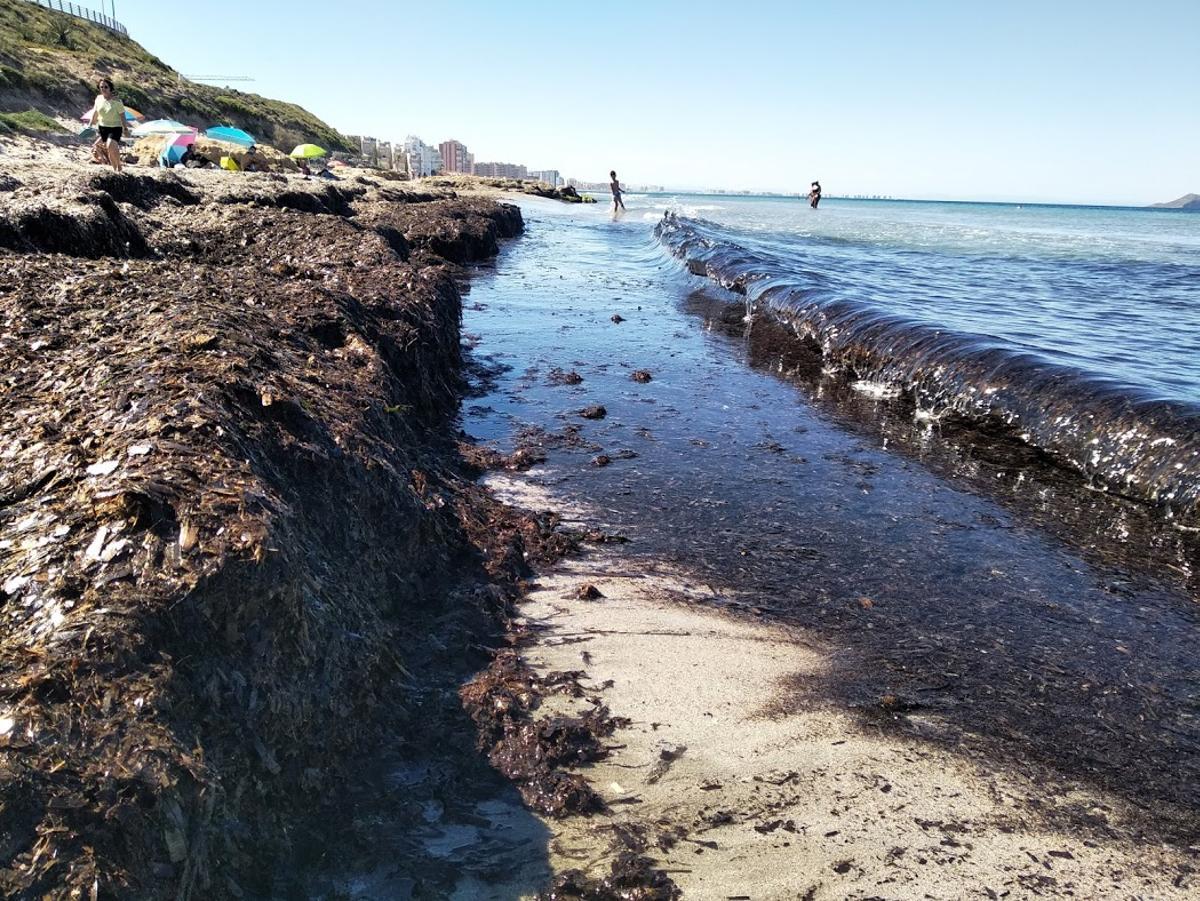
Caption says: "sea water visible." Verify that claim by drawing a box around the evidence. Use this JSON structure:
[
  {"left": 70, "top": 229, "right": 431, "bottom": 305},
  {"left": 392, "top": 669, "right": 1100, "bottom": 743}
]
[
  {"left": 641, "top": 195, "right": 1200, "bottom": 400},
  {"left": 647, "top": 195, "right": 1200, "bottom": 517}
]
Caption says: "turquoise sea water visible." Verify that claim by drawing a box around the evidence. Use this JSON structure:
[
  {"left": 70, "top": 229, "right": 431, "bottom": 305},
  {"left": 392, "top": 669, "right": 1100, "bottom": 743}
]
[{"left": 632, "top": 194, "right": 1200, "bottom": 403}]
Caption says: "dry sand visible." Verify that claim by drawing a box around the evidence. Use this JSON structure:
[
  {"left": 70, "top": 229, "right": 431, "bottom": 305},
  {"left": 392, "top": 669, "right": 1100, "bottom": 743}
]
[{"left": 486, "top": 473, "right": 1197, "bottom": 900}]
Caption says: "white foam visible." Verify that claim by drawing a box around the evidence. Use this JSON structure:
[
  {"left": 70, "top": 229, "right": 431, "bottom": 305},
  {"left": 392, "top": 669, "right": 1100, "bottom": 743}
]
[{"left": 851, "top": 380, "right": 902, "bottom": 399}]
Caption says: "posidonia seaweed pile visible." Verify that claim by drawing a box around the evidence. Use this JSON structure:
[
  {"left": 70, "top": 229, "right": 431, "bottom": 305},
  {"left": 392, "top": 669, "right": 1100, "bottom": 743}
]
[{"left": 0, "top": 162, "right": 522, "bottom": 898}]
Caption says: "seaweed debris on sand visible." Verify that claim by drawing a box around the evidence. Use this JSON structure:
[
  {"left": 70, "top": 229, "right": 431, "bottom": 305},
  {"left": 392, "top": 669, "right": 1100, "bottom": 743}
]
[{"left": 0, "top": 156, "right": 526, "bottom": 898}]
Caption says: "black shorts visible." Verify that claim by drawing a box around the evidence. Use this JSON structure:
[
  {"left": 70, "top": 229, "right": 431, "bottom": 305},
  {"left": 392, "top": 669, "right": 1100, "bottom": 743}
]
[{"left": 98, "top": 125, "right": 123, "bottom": 143}]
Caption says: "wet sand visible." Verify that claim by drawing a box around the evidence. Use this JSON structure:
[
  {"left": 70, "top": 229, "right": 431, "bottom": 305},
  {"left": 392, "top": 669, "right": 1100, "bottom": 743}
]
[
  {"left": 460, "top": 196, "right": 1200, "bottom": 896},
  {"left": 490, "top": 475, "right": 1194, "bottom": 899}
]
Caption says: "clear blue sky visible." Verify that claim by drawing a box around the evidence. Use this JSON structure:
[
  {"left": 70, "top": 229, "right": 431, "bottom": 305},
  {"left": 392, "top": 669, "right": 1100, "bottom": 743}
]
[{"left": 109, "top": 0, "right": 1197, "bottom": 204}]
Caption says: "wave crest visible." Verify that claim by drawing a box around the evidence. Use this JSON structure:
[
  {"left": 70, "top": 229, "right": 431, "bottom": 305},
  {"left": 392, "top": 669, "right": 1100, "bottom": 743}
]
[{"left": 656, "top": 213, "right": 1200, "bottom": 521}]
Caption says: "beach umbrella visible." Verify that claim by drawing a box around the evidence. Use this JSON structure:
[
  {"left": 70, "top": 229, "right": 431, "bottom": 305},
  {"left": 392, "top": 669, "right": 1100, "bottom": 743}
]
[
  {"left": 289, "top": 143, "right": 327, "bottom": 159},
  {"left": 131, "top": 119, "right": 195, "bottom": 137},
  {"left": 159, "top": 132, "right": 197, "bottom": 166},
  {"left": 205, "top": 126, "right": 256, "bottom": 147}
]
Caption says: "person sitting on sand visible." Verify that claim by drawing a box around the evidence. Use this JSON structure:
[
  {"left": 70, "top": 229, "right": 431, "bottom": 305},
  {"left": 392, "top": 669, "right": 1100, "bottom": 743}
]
[
  {"left": 610, "top": 170, "right": 626, "bottom": 213},
  {"left": 87, "top": 78, "right": 127, "bottom": 173},
  {"left": 243, "top": 145, "right": 262, "bottom": 173},
  {"left": 809, "top": 180, "right": 822, "bottom": 209}
]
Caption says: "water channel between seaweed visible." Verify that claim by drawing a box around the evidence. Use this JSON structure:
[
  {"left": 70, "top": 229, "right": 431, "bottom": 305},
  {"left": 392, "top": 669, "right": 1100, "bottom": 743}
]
[{"left": 449, "top": 196, "right": 1200, "bottom": 896}]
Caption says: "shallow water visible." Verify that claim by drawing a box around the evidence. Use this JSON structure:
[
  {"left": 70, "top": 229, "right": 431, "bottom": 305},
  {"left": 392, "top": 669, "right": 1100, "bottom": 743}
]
[
  {"left": 653, "top": 202, "right": 1200, "bottom": 521},
  {"left": 461, "top": 197, "right": 1200, "bottom": 842}
]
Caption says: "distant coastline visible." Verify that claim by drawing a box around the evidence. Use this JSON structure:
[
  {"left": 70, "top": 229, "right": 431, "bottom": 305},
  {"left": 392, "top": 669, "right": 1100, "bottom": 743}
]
[
  {"left": 625, "top": 191, "right": 1187, "bottom": 212},
  {"left": 1150, "top": 192, "right": 1200, "bottom": 211}
]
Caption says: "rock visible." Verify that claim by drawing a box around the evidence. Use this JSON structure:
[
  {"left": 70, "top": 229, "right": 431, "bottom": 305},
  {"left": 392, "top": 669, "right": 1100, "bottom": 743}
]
[
  {"left": 631, "top": 370, "right": 652, "bottom": 383},
  {"left": 548, "top": 368, "right": 583, "bottom": 385},
  {"left": 611, "top": 314, "right": 625, "bottom": 323},
  {"left": 580, "top": 405, "right": 607, "bottom": 420}
]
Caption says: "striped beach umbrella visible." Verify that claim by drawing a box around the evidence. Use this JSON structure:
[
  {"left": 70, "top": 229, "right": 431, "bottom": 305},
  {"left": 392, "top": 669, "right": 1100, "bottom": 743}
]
[{"left": 131, "top": 119, "right": 196, "bottom": 137}]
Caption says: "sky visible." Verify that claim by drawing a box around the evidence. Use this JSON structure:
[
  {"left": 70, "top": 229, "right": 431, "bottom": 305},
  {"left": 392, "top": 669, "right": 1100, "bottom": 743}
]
[{"left": 106, "top": 0, "right": 1198, "bottom": 205}]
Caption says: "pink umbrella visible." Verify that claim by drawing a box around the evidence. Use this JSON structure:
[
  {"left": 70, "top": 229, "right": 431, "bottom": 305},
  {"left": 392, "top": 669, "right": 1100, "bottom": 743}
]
[{"left": 161, "top": 132, "right": 198, "bottom": 165}]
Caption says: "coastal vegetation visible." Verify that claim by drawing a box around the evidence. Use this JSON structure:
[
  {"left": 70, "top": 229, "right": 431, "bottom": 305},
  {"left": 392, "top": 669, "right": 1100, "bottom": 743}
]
[
  {"left": 0, "top": 0, "right": 350, "bottom": 151},
  {"left": 0, "top": 106, "right": 61, "bottom": 133}
]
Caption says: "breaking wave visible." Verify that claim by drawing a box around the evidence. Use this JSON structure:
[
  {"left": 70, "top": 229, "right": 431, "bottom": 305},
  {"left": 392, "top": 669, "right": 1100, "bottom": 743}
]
[{"left": 656, "top": 212, "right": 1200, "bottom": 522}]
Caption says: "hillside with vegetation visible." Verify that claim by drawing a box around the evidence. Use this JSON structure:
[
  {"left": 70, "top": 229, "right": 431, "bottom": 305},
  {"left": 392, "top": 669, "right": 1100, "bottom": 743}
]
[{"left": 0, "top": 0, "right": 351, "bottom": 151}]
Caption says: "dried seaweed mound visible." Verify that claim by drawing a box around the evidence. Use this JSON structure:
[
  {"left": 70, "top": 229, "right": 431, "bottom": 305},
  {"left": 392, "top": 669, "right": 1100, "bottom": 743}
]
[
  {"left": 540, "top": 852, "right": 682, "bottom": 900},
  {"left": 0, "top": 168, "right": 522, "bottom": 898},
  {"left": 460, "top": 650, "right": 619, "bottom": 818},
  {"left": 0, "top": 190, "right": 149, "bottom": 258},
  {"left": 83, "top": 171, "right": 201, "bottom": 210},
  {"left": 362, "top": 198, "right": 525, "bottom": 264}
]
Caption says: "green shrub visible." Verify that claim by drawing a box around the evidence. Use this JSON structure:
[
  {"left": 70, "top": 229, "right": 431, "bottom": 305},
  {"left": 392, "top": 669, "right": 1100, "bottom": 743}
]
[
  {"left": 0, "top": 63, "right": 24, "bottom": 87},
  {"left": 0, "top": 108, "right": 64, "bottom": 133}
]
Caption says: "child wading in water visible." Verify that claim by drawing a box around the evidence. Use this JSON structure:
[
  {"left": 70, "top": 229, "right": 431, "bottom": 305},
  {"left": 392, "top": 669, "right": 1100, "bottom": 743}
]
[
  {"left": 88, "top": 78, "right": 127, "bottom": 172},
  {"left": 610, "top": 170, "right": 626, "bottom": 215}
]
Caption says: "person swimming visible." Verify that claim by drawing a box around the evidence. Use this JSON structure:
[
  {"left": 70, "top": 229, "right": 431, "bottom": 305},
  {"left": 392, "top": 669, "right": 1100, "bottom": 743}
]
[{"left": 610, "top": 170, "right": 626, "bottom": 213}]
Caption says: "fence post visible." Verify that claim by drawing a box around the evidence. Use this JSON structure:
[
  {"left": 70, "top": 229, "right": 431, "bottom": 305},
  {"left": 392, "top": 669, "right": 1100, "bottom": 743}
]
[{"left": 25, "top": 0, "right": 127, "bottom": 36}]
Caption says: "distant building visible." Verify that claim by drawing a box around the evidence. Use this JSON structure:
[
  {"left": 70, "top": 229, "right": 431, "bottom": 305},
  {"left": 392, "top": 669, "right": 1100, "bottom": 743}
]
[
  {"left": 439, "top": 139, "right": 472, "bottom": 174},
  {"left": 475, "top": 161, "right": 528, "bottom": 179},
  {"left": 404, "top": 136, "right": 441, "bottom": 177},
  {"left": 364, "top": 137, "right": 378, "bottom": 165},
  {"left": 533, "top": 169, "right": 560, "bottom": 187},
  {"left": 566, "top": 177, "right": 662, "bottom": 193}
]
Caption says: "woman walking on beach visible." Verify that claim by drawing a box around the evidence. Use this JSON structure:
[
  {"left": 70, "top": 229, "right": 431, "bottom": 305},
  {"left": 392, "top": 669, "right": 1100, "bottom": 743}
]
[
  {"left": 88, "top": 78, "right": 127, "bottom": 173},
  {"left": 610, "top": 170, "right": 626, "bottom": 216}
]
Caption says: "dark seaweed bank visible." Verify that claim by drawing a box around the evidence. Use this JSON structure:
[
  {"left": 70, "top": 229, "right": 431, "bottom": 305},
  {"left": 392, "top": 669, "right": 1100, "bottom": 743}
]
[
  {"left": 656, "top": 213, "right": 1200, "bottom": 526},
  {"left": 0, "top": 164, "right": 527, "bottom": 898}
]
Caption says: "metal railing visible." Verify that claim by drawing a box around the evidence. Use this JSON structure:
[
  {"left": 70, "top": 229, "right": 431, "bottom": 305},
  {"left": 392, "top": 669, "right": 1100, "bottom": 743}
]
[{"left": 23, "top": 0, "right": 129, "bottom": 37}]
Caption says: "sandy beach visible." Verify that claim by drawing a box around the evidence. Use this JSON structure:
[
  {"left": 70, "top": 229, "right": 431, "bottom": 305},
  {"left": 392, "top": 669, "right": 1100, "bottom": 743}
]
[{"left": 485, "top": 474, "right": 1196, "bottom": 899}]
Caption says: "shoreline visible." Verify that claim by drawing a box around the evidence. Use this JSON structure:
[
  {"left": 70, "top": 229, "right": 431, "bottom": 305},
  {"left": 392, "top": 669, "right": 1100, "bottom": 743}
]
[
  {"left": 483, "top": 475, "right": 1196, "bottom": 899},
  {"left": 656, "top": 213, "right": 1200, "bottom": 530}
]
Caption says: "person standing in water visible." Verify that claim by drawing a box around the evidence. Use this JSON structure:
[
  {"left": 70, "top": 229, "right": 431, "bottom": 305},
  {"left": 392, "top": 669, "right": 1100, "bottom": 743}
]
[
  {"left": 809, "top": 180, "right": 822, "bottom": 209},
  {"left": 610, "top": 170, "right": 626, "bottom": 214},
  {"left": 88, "top": 77, "right": 127, "bottom": 173}
]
